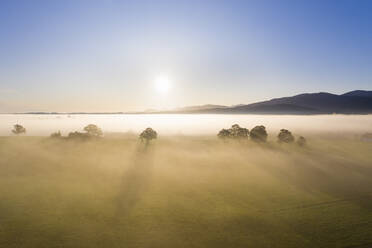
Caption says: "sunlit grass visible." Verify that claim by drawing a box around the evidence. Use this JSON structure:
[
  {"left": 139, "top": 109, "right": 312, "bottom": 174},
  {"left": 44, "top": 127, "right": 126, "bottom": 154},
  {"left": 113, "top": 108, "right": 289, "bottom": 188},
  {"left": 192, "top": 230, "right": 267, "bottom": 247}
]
[{"left": 0, "top": 135, "right": 371, "bottom": 248}]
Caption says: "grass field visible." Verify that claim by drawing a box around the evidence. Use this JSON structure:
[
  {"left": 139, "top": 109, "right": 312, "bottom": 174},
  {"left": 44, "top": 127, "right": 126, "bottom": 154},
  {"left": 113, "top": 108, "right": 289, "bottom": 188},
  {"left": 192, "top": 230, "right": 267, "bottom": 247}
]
[{"left": 1, "top": 134, "right": 372, "bottom": 248}]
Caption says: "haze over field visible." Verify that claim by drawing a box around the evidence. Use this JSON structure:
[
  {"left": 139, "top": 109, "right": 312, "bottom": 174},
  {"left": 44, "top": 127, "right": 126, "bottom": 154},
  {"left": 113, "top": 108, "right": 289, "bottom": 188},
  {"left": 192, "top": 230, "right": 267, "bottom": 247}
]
[
  {"left": 1, "top": 114, "right": 372, "bottom": 136},
  {"left": 1, "top": 0, "right": 372, "bottom": 247},
  {"left": 1, "top": 132, "right": 372, "bottom": 248}
]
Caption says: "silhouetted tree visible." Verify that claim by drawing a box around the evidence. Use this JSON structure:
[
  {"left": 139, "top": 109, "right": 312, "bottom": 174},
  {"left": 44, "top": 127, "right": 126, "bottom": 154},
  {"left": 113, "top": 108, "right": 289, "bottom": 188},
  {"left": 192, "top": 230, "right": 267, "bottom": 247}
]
[
  {"left": 278, "top": 129, "right": 295, "bottom": 143},
  {"left": 217, "top": 128, "right": 231, "bottom": 139},
  {"left": 83, "top": 124, "right": 103, "bottom": 137},
  {"left": 139, "top": 128, "right": 157, "bottom": 144},
  {"left": 229, "top": 124, "right": 249, "bottom": 139},
  {"left": 218, "top": 124, "right": 249, "bottom": 140},
  {"left": 12, "top": 124, "right": 26, "bottom": 135},
  {"left": 250, "top": 125, "right": 268, "bottom": 142},
  {"left": 296, "top": 136, "right": 307, "bottom": 146},
  {"left": 50, "top": 131, "right": 62, "bottom": 138}
]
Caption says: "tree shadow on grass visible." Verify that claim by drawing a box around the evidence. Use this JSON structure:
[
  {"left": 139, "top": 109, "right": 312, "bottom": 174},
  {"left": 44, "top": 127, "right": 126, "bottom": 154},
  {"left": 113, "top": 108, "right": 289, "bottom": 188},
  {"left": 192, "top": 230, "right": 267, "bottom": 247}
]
[
  {"left": 257, "top": 148, "right": 372, "bottom": 212},
  {"left": 115, "top": 143, "right": 155, "bottom": 218}
]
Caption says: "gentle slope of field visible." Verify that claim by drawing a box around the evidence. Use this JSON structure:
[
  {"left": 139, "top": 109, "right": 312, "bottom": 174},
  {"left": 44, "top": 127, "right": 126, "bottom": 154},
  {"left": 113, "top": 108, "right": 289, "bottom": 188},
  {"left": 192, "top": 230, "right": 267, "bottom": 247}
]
[{"left": 1, "top": 135, "right": 372, "bottom": 248}]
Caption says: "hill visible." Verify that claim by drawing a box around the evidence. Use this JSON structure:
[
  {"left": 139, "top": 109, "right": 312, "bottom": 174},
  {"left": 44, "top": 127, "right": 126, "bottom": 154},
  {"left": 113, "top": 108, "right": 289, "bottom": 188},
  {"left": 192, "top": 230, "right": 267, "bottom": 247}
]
[
  {"left": 13, "top": 90, "right": 372, "bottom": 115},
  {"left": 167, "top": 90, "right": 372, "bottom": 114}
]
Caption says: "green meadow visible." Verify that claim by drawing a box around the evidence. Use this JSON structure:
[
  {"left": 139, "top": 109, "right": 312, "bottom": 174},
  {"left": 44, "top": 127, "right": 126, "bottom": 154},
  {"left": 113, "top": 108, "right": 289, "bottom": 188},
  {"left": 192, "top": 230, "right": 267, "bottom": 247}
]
[{"left": 1, "top": 135, "right": 372, "bottom": 248}]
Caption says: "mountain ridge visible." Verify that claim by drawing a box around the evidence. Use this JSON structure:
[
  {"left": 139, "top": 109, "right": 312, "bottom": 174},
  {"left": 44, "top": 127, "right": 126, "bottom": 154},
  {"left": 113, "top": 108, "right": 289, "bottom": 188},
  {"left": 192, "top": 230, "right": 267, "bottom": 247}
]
[
  {"left": 8, "top": 90, "right": 372, "bottom": 115},
  {"left": 159, "top": 90, "right": 372, "bottom": 115}
]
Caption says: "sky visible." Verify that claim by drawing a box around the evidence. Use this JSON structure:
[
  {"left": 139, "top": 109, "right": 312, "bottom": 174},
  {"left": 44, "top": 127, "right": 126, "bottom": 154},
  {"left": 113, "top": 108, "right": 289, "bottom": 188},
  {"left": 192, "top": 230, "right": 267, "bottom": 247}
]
[{"left": 0, "top": 0, "right": 371, "bottom": 112}]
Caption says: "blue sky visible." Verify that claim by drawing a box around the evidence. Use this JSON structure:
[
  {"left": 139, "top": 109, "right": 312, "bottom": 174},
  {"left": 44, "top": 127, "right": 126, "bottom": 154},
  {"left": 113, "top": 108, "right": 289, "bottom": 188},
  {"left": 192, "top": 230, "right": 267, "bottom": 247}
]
[{"left": 0, "top": 0, "right": 371, "bottom": 112}]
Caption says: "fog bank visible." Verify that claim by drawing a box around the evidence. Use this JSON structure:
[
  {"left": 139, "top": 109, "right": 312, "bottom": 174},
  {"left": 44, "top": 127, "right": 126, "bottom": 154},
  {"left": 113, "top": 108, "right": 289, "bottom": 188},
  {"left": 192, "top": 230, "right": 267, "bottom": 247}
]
[{"left": 0, "top": 114, "right": 371, "bottom": 136}]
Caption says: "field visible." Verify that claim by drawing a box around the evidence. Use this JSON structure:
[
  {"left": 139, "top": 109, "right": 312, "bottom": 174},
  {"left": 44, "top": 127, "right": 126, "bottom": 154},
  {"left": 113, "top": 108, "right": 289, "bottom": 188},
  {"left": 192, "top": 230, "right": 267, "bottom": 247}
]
[{"left": 1, "top": 134, "right": 372, "bottom": 248}]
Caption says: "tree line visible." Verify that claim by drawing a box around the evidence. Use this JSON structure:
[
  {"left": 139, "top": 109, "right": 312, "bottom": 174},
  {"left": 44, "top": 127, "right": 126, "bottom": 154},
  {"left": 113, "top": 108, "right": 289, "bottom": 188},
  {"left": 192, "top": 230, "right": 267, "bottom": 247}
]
[
  {"left": 218, "top": 124, "right": 306, "bottom": 146},
  {"left": 10, "top": 124, "right": 158, "bottom": 144},
  {"left": 10, "top": 123, "right": 306, "bottom": 146}
]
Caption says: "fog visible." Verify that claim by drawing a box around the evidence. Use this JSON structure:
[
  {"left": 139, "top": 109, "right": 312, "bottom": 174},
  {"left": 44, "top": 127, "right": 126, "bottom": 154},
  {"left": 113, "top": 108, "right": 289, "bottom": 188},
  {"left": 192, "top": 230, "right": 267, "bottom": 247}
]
[
  {"left": 1, "top": 132, "right": 372, "bottom": 247},
  {"left": 1, "top": 112, "right": 372, "bottom": 247},
  {"left": 1, "top": 114, "right": 372, "bottom": 136},
  {"left": 1, "top": 113, "right": 372, "bottom": 247}
]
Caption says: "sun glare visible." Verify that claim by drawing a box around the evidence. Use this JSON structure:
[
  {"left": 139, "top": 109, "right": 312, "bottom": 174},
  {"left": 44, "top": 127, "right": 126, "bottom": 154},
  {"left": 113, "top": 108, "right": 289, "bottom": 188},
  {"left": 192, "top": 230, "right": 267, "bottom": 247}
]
[{"left": 155, "top": 76, "right": 171, "bottom": 94}]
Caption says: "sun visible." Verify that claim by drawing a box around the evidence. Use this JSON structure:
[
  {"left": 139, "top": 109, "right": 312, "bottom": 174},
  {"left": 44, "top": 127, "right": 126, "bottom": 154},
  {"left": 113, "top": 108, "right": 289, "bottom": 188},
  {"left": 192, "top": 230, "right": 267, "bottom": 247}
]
[{"left": 154, "top": 76, "right": 171, "bottom": 94}]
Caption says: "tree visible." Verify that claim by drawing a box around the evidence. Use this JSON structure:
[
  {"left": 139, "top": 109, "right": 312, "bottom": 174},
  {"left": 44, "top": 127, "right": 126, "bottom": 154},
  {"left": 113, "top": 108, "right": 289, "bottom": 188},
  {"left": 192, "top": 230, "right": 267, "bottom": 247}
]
[
  {"left": 278, "top": 129, "right": 295, "bottom": 143},
  {"left": 250, "top": 125, "right": 268, "bottom": 142},
  {"left": 217, "top": 128, "right": 231, "bottom": 139},
  {"left": 139, "top": 128, "right": 157, "bottom": 144},
  {"left": 229, "top": 124, "right": 249, "bottom": 139},
  {"left": 297, "top": 136, "right": 307, "bottom": 146},
  {"left": 12, "top": 124, "right": 26, "bottom": 135},
  {"left": 83, "top": 124, "right": 103, "bottom": 137},
  {"left": 50, "top": 131, "right": 62, "bottom": 138},
  {"left": 218, "top": 124, "right": 249, "bottom": 140}
]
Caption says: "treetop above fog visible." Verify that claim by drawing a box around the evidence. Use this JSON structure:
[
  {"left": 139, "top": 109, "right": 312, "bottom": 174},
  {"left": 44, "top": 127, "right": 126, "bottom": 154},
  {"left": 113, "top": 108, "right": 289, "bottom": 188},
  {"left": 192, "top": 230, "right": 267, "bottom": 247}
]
[
  {"left": 277, "top": 129, "right": 295, "bottom": 143},
  {"left": 218, "top": 124, "right": 249, "bottom": 139},
  {"left": 84, "top": 124, "right": 103, "bottom": 137},
  {"left": 250, "top": 125, "right": 268, "bottom": 142},
  {"left": 139, "top": 127, "right": 158, "bottom": 143},
  {"left": 12, "top": 124, "right": 26, "bottom": 135}
]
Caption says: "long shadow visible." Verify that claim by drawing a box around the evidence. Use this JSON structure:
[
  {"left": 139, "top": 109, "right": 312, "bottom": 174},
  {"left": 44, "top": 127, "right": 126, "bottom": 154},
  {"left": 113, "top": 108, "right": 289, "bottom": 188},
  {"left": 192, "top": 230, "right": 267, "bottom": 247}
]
[
  {"left": 258, "top": 147, "right": 372, "bottom": 211},
  {"left": 115, "top": 143, "right": 155, "bottom": 218}
]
